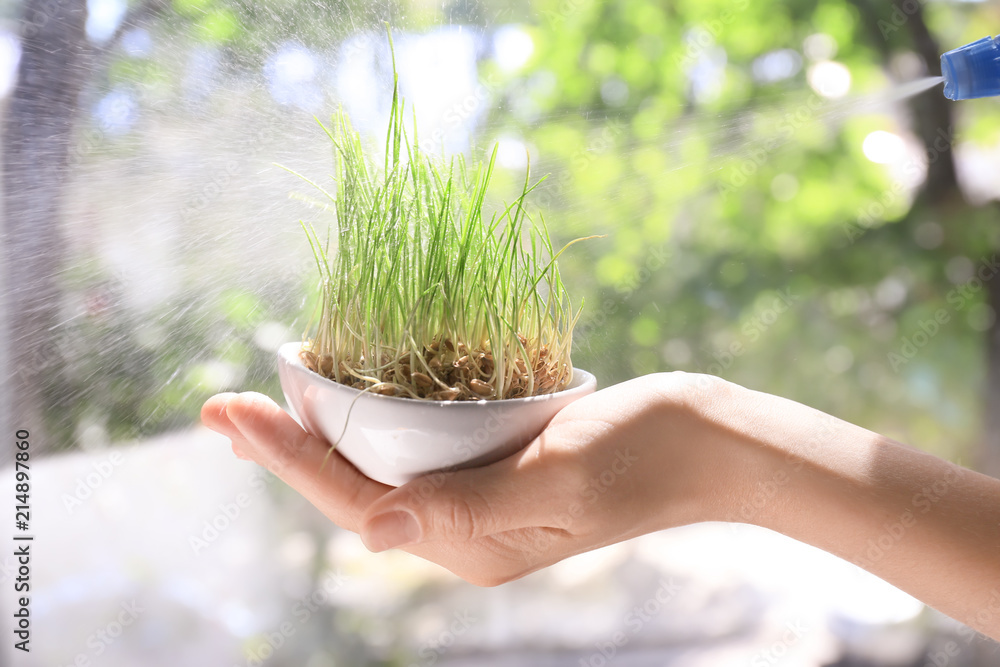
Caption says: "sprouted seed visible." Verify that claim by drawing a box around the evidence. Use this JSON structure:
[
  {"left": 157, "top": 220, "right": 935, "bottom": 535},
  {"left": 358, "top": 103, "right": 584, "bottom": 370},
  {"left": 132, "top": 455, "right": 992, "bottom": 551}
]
[{"left": 290, "top": 30, "right": 594, "bottom": 401}]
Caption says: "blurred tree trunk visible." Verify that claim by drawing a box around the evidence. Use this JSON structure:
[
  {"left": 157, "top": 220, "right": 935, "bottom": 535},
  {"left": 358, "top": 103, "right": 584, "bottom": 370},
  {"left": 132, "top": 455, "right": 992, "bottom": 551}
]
[
  {"left": 854, "top": 1, "right": 1000, "bottom": 659},
  {"left": 904, "top": 44, "right": 1000, "bottom": 658},
  {"left": 2, "top": 0, "right": 89, "bottom": 456},
  {"left": 985, "top": 268, "right": 1000, "bottom": 478},
  {"left": 895, "top": 1, "right": 1000, "bottom": 484},
  {"left": 894, "top": 3, "right": 1000, "bottom": 484},
  {"left": 852, "top": 0, "right": 1000, "bottom": 484}
]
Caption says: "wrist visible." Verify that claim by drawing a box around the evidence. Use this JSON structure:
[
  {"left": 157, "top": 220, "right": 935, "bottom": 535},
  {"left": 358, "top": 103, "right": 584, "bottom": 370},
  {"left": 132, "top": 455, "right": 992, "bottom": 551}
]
[
  {"left": 647, "top": 373, "right": 856, "bottom": 532},
  {"left": 691, "top": 380, "right": 884, "bottom": 550},
  {"left": 639, "top": 373, "right": 779, "bottom": 530},
  {"left": 647, "top": 374, "right": 1000, "bottom": 637}
]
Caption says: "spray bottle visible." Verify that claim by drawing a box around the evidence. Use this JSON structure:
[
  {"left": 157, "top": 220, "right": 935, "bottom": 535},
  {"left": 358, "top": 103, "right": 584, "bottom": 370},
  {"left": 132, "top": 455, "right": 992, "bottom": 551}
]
[{"left": 940, "top": 35, "right": 1000, "bottom": 100}]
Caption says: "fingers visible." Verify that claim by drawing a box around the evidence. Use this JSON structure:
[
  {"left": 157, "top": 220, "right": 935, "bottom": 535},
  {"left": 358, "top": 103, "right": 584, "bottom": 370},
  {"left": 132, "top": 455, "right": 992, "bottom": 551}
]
[
  {"left": 206, "top": 392, "right": 393, "bottom": 533},
  {"left": 201, "top": 392, "right": 250, "bottom": 458},
  {"left": 201, "top": 393, "right": 240, "bottom": 435},
  {"left": 359, "top": 440, "right": 576, "bottom": 552},
  {"left": 397, "top": 529, "right": 573, "bottom": 587}
]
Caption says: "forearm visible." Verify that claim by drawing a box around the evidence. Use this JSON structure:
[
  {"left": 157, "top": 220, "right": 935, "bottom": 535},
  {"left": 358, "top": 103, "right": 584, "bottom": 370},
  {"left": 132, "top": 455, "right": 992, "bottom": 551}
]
[{"left": 696, "top": 379, "right": 1000, "bottom": 638}]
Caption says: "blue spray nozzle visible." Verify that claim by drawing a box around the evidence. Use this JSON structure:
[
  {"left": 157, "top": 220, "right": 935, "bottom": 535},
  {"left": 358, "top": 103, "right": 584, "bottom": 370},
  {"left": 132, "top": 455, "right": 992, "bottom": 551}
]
[{"left": 941, "top": 35, "right": 1000, "bottom": 100}]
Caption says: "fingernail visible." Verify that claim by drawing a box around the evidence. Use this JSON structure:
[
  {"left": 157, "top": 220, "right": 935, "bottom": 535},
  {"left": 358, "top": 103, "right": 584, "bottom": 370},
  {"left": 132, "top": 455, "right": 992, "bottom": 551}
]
[
  {"left": 365, "top": 510, "right": 421, "bottom": 552},
  {"left": 212, "top": 392, "right": 238, "bottom": 414}
]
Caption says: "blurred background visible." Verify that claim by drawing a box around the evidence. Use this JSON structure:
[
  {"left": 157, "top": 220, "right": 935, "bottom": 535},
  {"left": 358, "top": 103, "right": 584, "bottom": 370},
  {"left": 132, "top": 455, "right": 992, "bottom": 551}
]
[{"left": 1, "top": 0, "right": 1000, "bottom": 663}]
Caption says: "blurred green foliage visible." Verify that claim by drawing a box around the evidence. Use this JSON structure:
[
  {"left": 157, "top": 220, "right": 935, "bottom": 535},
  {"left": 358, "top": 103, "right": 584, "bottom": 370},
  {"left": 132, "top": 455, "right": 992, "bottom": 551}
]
[
  {"left": 51, "top": 0, "right": 1000, "bottom": 468},
  {"left": 480, "top": 0, "right": 1000, "bottom": 463}
]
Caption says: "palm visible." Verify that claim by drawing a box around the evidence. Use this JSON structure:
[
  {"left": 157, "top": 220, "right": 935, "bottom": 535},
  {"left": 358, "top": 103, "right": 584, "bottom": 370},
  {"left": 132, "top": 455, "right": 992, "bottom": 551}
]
[{"left": 201, "top": 374, "right": 703, "bottom": 586}]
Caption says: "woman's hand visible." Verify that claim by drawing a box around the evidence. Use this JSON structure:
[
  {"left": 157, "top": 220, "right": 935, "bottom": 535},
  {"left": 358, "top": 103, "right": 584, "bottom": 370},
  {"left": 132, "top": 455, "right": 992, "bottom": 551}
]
[
  {"left": 202, "top": 372, "right": 1000, "bottom": 639},
  {"left": 200, "top": 373, "right": 748, "bottom": 586}
]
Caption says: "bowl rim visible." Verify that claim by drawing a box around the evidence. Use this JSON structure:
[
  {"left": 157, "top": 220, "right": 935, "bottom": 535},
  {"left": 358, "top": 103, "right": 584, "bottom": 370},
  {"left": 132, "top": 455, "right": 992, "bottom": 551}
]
[{"left": 278, "top": 341, "right": 596, "bottom": 408}]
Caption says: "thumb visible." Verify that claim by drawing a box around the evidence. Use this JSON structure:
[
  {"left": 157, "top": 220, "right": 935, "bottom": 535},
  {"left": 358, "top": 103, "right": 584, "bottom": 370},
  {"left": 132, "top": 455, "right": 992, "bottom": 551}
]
[{"left": 359, "top": 454, "right": 566, "bottom": 552}]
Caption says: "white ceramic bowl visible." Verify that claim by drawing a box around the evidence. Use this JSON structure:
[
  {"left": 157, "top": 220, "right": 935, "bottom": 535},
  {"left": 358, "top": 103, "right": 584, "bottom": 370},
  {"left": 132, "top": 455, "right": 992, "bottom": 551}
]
[{"left": 276, "top": 342, "right": 596, "bottom": 486}]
